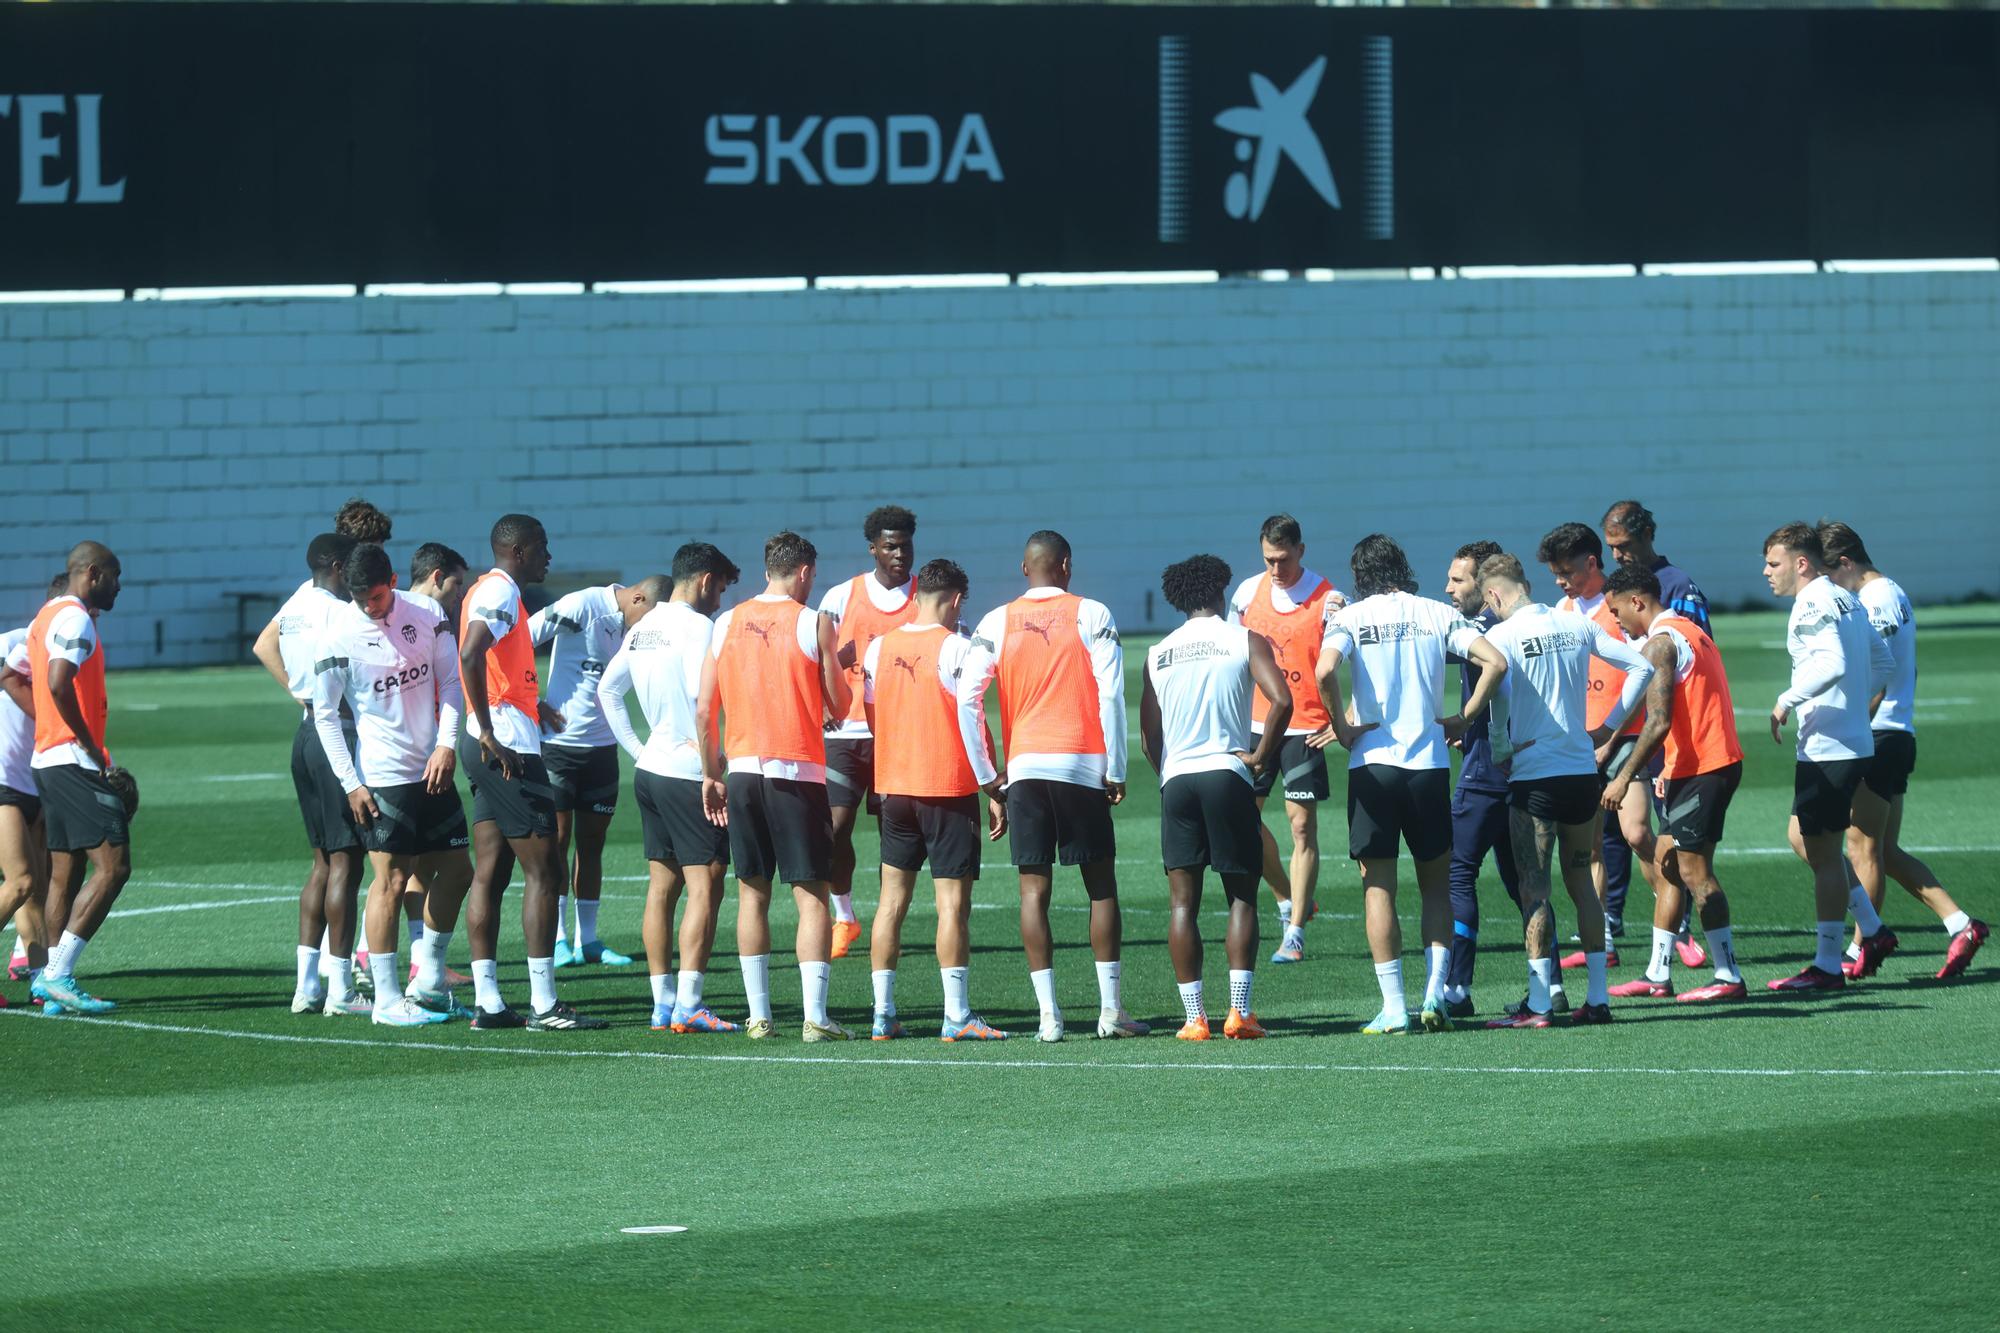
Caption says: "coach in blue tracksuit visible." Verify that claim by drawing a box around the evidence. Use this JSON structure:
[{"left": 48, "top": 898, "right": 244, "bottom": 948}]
[{"left": 1440, "top": 542, "right": 1531, "bottom": 1016}]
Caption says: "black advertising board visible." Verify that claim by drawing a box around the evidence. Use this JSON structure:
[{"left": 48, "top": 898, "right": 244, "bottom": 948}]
[{"left": 0, "top": 4, "right": 1994, "bottom": 289}]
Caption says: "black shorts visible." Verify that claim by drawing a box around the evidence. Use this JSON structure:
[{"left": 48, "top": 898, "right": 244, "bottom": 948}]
[
  {"left": 544, "top": 742, "right": 620, "bottom": 816},
  {"left": 880, "top": 793, "right": 981, "bottom": 881},
  {"left": 1509, "top": 773, "right": 1604, "bottom": 827},
  {"left": 1346, "top": 764, "right": 1450, "bottom": 862},
  {"left": 634, "top": 770, "right": 729, "bottom": 868},
  {"left": 824, "top": 736, "right": 881, "bottom": 815},
  {"left": 1660, "top": 762, "right": 1742, "bottom": 854},
  {"left": 1006, "top": 778, "right": 1117, "bottom": 868},
  {"left": 1251, "top": 734, "right": 1330, "bottom": 803},
  {"left": 1864, "top": 731, "right": 1916, "bottom": 800},
  {"left": 457, "top": 732, "right": 559, "bottom": 840},
  {"left": 291, "top": 716, "right": 361, "bottom": 853},
  {"left": 38, "top": 763, "right": 129, "bottom": 853},
  {"left": 1600, "top": 735, "right": 1667, "bottom": 818},
  {"left": 727, "top": 772, "right": 833, "bottom": 885},
  {"left": 1794, "top": 759, "right": 1864, "bottom": 837},
  {"left": 0, "top": 783, "right": 40, "bottom": 824},
  {"left": 1161, "top": 769, "right": 1261, "bottom": 875},
  {"left": 364, "top": 781, "right": 470, "bottom": 856}
]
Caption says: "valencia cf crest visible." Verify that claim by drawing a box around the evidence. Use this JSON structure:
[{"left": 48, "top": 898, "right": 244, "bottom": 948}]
[{"left": 401, "top": 624, "right": 418, "bottom": 644}]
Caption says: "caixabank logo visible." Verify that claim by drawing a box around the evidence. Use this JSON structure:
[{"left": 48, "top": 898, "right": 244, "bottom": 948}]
[{"left": 1156, "top": 36, "right": 1393, "bottom": 246}]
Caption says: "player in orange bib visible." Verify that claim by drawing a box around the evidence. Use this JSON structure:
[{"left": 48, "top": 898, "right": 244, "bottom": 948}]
[
  {"left": 1600, "top": 565, "right": 1750, "bottom": 1002},
  {"left": 960, "top": 531, "right": 1145, "bottom": 1042},
  {"left": 817, "top": 505, "right": 918, "bottom": 958},
  {"left": 27, "top": 542, "right": 132, "bottom": 1015},
  {"left": 457, "top": 514, "right": 604, "bottom": 1031},
  {"left": 697, "top": 531, "right": 855, "bottom": 1041},
  {"left": 861, "top": 558, "right": 1009, "bottom": 1041},
  {"left": 1228, "top": 514, "right": 1347, "bottom": 965}
]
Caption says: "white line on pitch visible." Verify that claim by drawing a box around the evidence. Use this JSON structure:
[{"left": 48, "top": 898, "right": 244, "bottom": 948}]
[
  {"left": 108, "top": 896, "right": 297, "bottom": 920},
  {"left": 6, "top": 1011, "right": 1998, "bottom": 1080}
]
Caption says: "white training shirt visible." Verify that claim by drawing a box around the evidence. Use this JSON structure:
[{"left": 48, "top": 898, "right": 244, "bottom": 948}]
[
  {"left": 1146, "top": 616, "right": 1255, "bottom": 786},
  {"left": 402, "top": 589, "right": 446, "bottom": 620},
  {"left": 961, "top": 584, "right": 1128, "bottom": 787},
  {"left": 862, "top": 623, "right": 999, "bottom": 788},
  {"left": 31, "top": 598, "right": 105, "bottom": 773},
  {"left": 310, "top": 597, "right": 464, "bottom": 792},
  {"left": 819, "top": 573, "right": 917, "bottom": 739},
  {"left": 273, "top": 582, "right": 349, "bottom": 704},
  {"left": 1859, "top": 575, "right": 1917, "bottom": 736},
  {"left": 598, "top": 601, "right": 713, "bottom": 782},
  {"left": 1483, "top": 604, "right": 1654, "bottom": 782},
  {"left": 530, "top": 583, "right": 626, "bottom": 750},
  {"left": 459, "top": 567, "right": 542, "bottom": 756},
  {"left": 711, "top": 593, "right": 826, "bottom": 783},
  {"left": 1319, "top": 591, "right": 1484, "bottom": 772},
  {"left": 0, "top": 627, "right": 35, "bottom": 794},
  {"left": 1778, "top": 576, "right": 1894, "bottom": 763}
]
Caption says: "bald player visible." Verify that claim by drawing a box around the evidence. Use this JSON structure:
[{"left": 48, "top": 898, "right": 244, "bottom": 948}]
[
  {"left": 699, "top": 530, "right": 853, "bottom": 1041},
  {"left": 961, "top": 531, "right": 1146, "bottom": 1042},
  {"left": 819, "top": 505, "right": 919, "bottom": 957},
  {"left": 28, "top": 542, "right": 131, "bottom": 1016},
  {"left": 458, "top": 514, "right": 604, "bottom": 1030}
]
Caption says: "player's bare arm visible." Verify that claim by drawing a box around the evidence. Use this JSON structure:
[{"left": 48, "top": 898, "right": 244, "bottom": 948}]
[
  {"left": 1604, "top": 636, "right": 1677, "bottom": 811},
  {"left": 1243, "top": 631, "right": 1292, "bottom": 775}
]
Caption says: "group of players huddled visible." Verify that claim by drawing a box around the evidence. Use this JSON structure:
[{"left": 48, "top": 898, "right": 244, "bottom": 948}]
[{"left": 0, "top": 497, "right": 1984, "bottom": 1041}]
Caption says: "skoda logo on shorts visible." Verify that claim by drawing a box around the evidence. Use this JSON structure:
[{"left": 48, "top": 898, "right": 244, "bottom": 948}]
[{"left": 401, "top": 624, "right": 418, "bottom": 644}]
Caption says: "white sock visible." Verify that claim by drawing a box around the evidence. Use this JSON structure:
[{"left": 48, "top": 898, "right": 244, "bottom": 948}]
[
  {"left": 1423, "top": 944, "right": 1449, "bottom": 1006},
  {"left": 1707, "top": 926, "right": 1741, "bottom": 983},
  {"left": 1177, "top": 980, "right": 1205, "bottom": 1023},
  {"left": 649, "top": 972, "right": 673, "bottom": 1006},
  {"left": 741, "top": 954, "right": 772, "bottom": 1022},
  {"left": 1282, "top": 924, "right": 1305, "bottom": 952},
  {"left": 1373, "top": 959, "right": 1405, "bottom": 1016},
  {"left": 1943, "top": 910, "right": 1972, "bottom": 936},
  {"left": 677, "top": 970, "right": 704, "bottom": 1012},
  {"left": 407, "top": 917, "right": 424, "bottom": 945},
  {"left": 527, "top": 956, "right": 558, "bottom": 1012},
  {"left": 1229, "top": 968, "right": 1253, "bottom": 1014},
  {"left": 554, "top": 895, "right": 569, "bottom": 946},
  {"left": 47, "top": 931, "right": 86, "bottom": 980},
  {"left": 471, "top": 958, "right": 503, "bottom": 1013},
  {"left": 331, "top": 956, "right": 355, "bottom": 997},
  {"left": 1844, "top": 941, "right": 1863, "bottom": 962},
  {"left": 941, "top": 966, "right": 970, "bottom": 1024},
  {"left": 1029, "top": 967, "right": 1058, "bottom": 1014},
  {"left": 414, "top": 930, "right": 451, "bottom": 991},
  {"left": 1848, "top": 884, "right": 1885, "bottom": 935},
  {"left": 1814, "top": 921, "right": 1846, "bottom": 973},
  {"left": 831, "top": 892, "right": 857, "bottom": 924},
  {"left": 317, "top": 927, "right": 333, "bottom": 976},
  {"left": 369, "top": 950, "right": 402, "bottom": 1002},
  {"left": 1275, "top": 898, "right": 1291, "bottom": 930},
  {"left": 1444, "top": 983, "right": 1469, "bottom": 1004},
  {"left": 1095, "top": 959, "right": 1122, "bottom": 1012},
  {"left": 801, "top": 960, "right": 831, "bottom": 1027},
  {"left": 1648, "top": 927, "right": 1676, "bottom": 983},
  {"left": 1585, "top": 951, "right": 1609, "bottom": 1006},
  {"left": 871, "top": 968, "right": 897, "bottom": 1017},
  {"left": 576, "top": 898, "right": 601, "bottom": 948},
  {"left": 1527, "top": 957, "right": 1554, "bottom": 1013},
  {"left": 9, "top": 935, "right": 26, "bottom": 965},
  {"left": 296, "top": 945, "right": 321, "bottom": 995}
]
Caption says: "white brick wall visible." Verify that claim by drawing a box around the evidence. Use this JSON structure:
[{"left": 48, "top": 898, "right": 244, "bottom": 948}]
[{"left": 3, "top": 272, "right": 1996, "bottom": 666}]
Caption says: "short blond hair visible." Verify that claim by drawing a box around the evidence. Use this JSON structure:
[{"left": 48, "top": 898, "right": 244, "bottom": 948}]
[{"left": 1477, "top": 552, "right": 1530, "bottom": 598}]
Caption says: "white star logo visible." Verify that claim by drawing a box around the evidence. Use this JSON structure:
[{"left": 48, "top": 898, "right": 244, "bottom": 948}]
[{"left": 1213, "top": 56, "right": 1342, "bottom": 221}]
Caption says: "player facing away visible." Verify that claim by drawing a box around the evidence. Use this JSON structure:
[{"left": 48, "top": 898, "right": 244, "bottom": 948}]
[
  {"left": 1476, "top": 554, "right": 1654, "bottom": 1029},
  {"left": 818, "top": 505, "right": 919, "bottom": 958},
  {"left": 28, "top": 543, "right": 132, "bottom": 1016},
  {"left": 698, "top": 531, "right": 853, "bottom": 1041},
  {"left": 1226, "top": 514, "right": 1346, "bottom": 965},
  {"left": 1600, "top": 565, "right": 1750, "bottom": 1003},
  {"left": 1311, "top": 534, "right": 1507, "bottom": 1035},
  {"left": 531, "top": 576, "right": 667, "bottom": 968},
  {"left": 861, "top": 558, "right": 1009, "bottom": 1042},
  {"left": 1437, "top": 540, "right": 1554, "bottom": 1019},
  {"left": 458, "top": 514, "right": 605, "bottom": 1030},
  {"left": 310, "top": 544, "right": 475, "bottom": 1026},
  {"left": 1817, "top": 522, "right": 1986, "bottom": 979},
  {"left": 252, "top": 533, "right": 367, "bottom": 1014},
  {"left": 961, "top": 531, "right": 1145, "bottom": 1042},
  {"left": 598, "top": 543, "right": 743, "bottom": 1034},
  {"left": 1762, "top": 523, "right": 1897, "bottom": 993},
  {"left": 1143, "top": 555, "right": 1293, "bottom": 1041}
]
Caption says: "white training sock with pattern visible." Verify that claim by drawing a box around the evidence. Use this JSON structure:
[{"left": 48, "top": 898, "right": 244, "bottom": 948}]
[
  {"left": 871, "top": 968, "right": 896, "bottom": 1017},
  {"left": 741, "top": 954, "right": 772, "bottom": 1022},
  {"left": 1229, "top": 969, "right": 1253, "bottom": 1014},
  {"left": 1527, "top": 957, "right": 1554, "bottom": 1014},
  {"left": 415, "top": 930, "right": 451, "bottom": 992},
  {"left": 1848, "top": 884, "right": 1884, "bottom": 935},
  {"left": 1648, "top": 927, "right": 1676, "bottom": 983},
  {"left": 941, "top": 966, "right": 970, "bottom": 1024},
  {"left": 1095, "top": 960, "right": 1122, "bottom": 1012},
  {"left": 47, "top": 931, "right": 86, "bottom": 980},
  {"left": 1706, "top": 926, "right": 1741, "bottom": 983},
  {"left": 1814, "top": 922, "right": 1846, "bottom": 973},
  {"left": 801, "top": 960, "right": 831, "bottom": 1027},
  {"left": 1177, "top": 980, "right": 1205, "bottom": 1024},
  {"left": 471, "top": 958, "right": 503, "bottom": 1014},
  {"left": 527, "top": 957, "right": 558, "bottom": 1012}
]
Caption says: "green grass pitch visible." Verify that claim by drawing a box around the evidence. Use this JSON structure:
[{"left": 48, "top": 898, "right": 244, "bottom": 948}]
[{"left": 6, "top": 607, "right": 1996, "bottom": 1329}]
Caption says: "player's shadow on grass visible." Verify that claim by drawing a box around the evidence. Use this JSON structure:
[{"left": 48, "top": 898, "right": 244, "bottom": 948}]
[{"left": 1609, "top": 998, "right": 1925, "bottom": 1023}]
